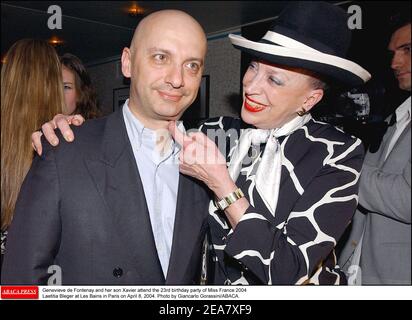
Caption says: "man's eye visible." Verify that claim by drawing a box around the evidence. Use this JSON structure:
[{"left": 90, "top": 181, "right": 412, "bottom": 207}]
[
  {"left": 153, "top": 54, "right": 167, "bottom": 62},
  {"left": 187, "top": 62, "right": 200, "bottom": 72},
  {"left": 403, "top": 45, "right": 411, "bottom": 54}
]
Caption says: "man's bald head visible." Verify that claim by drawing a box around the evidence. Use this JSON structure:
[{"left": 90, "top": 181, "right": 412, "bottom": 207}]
[
  {"left": 120, "top": 9, "right": 207, "bottom": 129},
  {"left": 130, "top": 10, "right": 207, "bottom": 57}
]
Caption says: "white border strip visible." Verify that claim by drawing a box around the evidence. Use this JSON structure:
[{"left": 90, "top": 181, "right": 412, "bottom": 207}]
[{"left": 30, "top": 285, "right": 412, "bottom": 300}]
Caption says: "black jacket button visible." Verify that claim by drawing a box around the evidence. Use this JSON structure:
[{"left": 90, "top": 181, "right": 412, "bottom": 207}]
[{"left": 113, "top": 267, "right": 123, "bottom": 278}]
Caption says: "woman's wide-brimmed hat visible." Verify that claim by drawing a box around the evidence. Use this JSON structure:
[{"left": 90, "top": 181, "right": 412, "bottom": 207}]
[{"left": 229, "top": 1, "right": 371, "bottom": 87}]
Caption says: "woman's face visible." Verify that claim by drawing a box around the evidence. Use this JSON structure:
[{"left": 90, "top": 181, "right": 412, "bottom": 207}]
[
  {"left": 241, "top": 60, "right": 322, "bottom": 129},
  {"left": 62, "top": 66, "right": 77, "bottom": 115}
]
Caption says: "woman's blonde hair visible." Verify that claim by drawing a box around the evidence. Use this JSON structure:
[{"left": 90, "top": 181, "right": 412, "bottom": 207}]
[{"left": 1, "top": 39, "right": 65, "bottom": 230}]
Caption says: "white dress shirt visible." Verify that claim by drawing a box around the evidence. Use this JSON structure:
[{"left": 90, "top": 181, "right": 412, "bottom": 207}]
[{"left": 123, "top": 100, "right": 183, "bottom": 278}]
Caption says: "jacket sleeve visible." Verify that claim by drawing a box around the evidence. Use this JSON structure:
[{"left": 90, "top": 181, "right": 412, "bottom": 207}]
[
  {"left": 1, "top": 141, "right": 61, "bottom": 285},
  {"left": 223, "top": 138, "right": 364, "bottom": 284},
  {"left": 357, "top": 157, "right": 411, "bottom": 223}
]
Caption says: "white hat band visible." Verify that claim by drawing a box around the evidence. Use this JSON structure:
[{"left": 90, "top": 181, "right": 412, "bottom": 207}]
[{"left": 229, "top": 33, "right": 371, "bottom": 83}]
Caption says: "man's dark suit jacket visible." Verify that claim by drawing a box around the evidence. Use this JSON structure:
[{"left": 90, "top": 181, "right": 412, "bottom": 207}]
[{"left": 1, "top": 107, "right": 210, "bottom": 285}]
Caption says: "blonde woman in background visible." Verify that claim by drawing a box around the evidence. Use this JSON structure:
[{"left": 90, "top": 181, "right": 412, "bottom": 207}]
[{"left": 1, "top": 39, "right": 66, "bottom": 265}]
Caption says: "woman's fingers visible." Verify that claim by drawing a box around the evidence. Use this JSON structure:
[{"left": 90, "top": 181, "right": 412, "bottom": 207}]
[
  {"left": 168, "top": 121, "right": 193, "bottom": 148},
  {"left": 41, "top": 121, "right": 60, "bottom": 146},
  {"left": 31, "top": 131, "right": 43, "bottom": 155},
  {"left": 34, "top": 113, "right": 83, "bottom": 153},
  {"left": 54, "top": 114, "right": 74, "bottom": 142},
  {"left": 70, "top": 114, "right": 85, "bottom": 126}
]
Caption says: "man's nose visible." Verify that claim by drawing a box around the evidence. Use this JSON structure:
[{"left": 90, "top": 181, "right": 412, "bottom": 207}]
[
  {"left": 165, "top": 64, "right": 184, "bottom": 88},
  {"left": 391, "top": 51, "right": 404, "bottom": 70}
]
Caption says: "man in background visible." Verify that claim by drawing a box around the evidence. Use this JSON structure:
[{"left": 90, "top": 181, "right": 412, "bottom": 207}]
[{"left": 339, "top": 18, "right": 411, "bottom": 284}]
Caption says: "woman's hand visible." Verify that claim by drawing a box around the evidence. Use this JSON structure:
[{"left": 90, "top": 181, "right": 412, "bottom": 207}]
[
  {"left": 168, "top": 122, "right": 249, "bottom": 227},
  {"left": 31, "top": 114, "right": 85, "bottom": 155},
  {"left": 168, "top": 121, "right": 236, "bottom": 199}
]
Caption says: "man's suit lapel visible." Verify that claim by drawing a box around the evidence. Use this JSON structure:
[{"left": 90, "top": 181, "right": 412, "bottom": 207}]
[
  {"left": 166, "top": 174, "right": 207, "bottom": 284},
  {"left": 377, "top": 120, "right": 399, "bottom": 164},
  {"left": 84, "top": 108, "right": 164, "bottom": 284},
  {"left": 384, "top": 122, "right": 411, "bottom": 163}
]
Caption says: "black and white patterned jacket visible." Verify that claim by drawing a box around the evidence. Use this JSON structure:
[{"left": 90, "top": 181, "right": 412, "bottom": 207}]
[{"left": 200, "top": 117, "right": 364, "bottom": 285}]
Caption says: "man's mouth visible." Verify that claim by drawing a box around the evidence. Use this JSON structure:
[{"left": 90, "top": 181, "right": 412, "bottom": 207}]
[
  {"left": 396, "top": 71, "right": 411, "bottom": 79},
  {"left": 243, "top": 96, "right": 269, "bottom": 113},
  {"left": 158, "top": 90, "right": 183, "bottom": 102}
]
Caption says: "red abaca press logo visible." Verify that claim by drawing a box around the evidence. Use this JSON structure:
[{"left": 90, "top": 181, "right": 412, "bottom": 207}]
[{"left": 1, "top": 286, "right": 39, "bottom": 299}]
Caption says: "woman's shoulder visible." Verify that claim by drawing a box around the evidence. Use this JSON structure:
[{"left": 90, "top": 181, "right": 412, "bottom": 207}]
[
  {"left": 198, "top": 116, "right": 243, "bottom": 133},
  {"left": 288, "top": 118, "right": 365, "bottom": 159},
  {"left": 304, "top": 118, "right": 361, "bottom": 145}
]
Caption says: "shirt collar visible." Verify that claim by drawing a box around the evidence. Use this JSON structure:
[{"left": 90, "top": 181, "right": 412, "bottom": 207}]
[
  {"left": 122, "top": 99, "right": 185, "bottom": 160},
  {"left": 123, "top": 99, "right": 152, "bottom": 149},
  {"left": 395, "top": 96, "right": 411, "bottom": 123}
]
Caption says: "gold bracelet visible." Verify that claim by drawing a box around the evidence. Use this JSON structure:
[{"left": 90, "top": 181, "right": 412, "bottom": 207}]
[{"left": 215, "top": 188, "right": 244, "bottom": 211}]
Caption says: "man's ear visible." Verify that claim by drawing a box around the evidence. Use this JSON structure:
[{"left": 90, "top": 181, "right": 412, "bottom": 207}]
[
  {"left": 121, "top": 47, "right": 132, "bottom": 78},
  {"left": 303, "top": 89, "right": 324, "bottom": 112}
]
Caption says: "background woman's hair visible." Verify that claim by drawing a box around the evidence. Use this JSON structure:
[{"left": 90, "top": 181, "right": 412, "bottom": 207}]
[
  {"left": 60, "top": 53, "right": 101, "bottom": 119},
  {"left": 1, "top": 39, "right": 66, "bottom": 230}
]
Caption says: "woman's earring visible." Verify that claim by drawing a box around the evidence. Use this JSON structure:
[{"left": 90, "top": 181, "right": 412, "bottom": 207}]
[{"left": 296, "top": 108, "right": 307, "bottom": 116}]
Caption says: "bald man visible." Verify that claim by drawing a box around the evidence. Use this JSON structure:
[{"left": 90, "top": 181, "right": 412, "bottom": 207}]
[{"left": 1, "top": 10, "right": 211, "bottom": 285}]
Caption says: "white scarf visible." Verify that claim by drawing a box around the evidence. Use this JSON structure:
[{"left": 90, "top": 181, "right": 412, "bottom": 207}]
[{"left": 228, "top": 114, "right": 312, "bottom": 216}]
